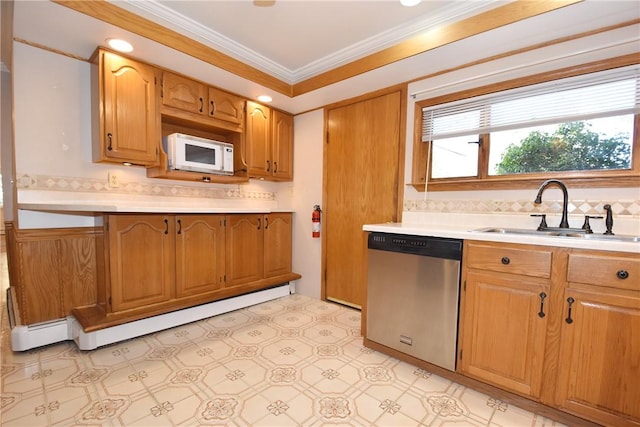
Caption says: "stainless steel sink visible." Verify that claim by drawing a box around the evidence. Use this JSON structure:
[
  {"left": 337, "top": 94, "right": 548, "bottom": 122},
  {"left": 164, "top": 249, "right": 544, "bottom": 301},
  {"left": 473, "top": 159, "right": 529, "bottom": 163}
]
[{"left": 472, "top": 227, "right": 640, "bottom": 243}]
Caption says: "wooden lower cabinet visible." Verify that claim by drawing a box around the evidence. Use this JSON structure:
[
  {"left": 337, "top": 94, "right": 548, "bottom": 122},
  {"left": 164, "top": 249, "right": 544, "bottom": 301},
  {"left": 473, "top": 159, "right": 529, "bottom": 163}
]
[
  {"left": 69, "top": 212, "right": 298, "bottom": 330},
  {"left": 106, "top": 215, "right": 174, "bottom": 312},
  {"left": 175, "top": 215, "right": 226, "bottom": 297},
  {"left": 5, "top": 223, "right": 102, "bottom": 325},
  {"left": 460, "top": 270, "right": 549, "bottom": 398},
  {"left": 225, "top": 213, "right": 293, "bottom": 286},
  {"left": 555, "top": 250, "right": 640, "bottom": 426},
  {"left": 459, "top": 241, "right": 640, "bottom": 427}
]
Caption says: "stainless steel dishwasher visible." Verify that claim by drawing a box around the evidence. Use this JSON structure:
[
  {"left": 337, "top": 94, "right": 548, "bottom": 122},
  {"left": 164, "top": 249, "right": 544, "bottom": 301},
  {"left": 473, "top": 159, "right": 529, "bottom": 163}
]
[{"left": 366, "top": 232, "right": 463, "bottom": 371}]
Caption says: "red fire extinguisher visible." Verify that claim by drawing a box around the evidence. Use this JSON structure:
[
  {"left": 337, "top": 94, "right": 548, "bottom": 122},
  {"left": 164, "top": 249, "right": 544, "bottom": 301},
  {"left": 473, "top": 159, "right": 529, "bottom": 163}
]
[{"left": 312, "top": 205, "right": 322, "bottom": 238}]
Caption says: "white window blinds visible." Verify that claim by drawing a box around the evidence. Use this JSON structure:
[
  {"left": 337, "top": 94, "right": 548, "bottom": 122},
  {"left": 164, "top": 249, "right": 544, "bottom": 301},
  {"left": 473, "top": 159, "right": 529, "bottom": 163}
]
[{"left": 421, "top": 65, "right": 640, "bottom": 142}]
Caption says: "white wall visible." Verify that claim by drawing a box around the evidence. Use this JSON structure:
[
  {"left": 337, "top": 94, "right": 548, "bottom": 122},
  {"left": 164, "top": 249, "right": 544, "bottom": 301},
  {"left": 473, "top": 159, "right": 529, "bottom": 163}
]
[{"left": 290, "top": 110, "right": 324, "bottom": 298}]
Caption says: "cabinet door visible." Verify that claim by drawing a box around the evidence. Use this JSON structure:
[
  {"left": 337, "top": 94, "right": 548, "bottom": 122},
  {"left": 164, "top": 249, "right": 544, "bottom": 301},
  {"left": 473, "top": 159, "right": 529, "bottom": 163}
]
[
  {"left": 245, "top": 101, "right": 271, "bottom": 178},
  {"left": 107, "top": 215, "right": 174, "bottom": 312},
  {"left": 264, "top": 213, "right": 292, "bottom": 277},
  {"left": 271, "top": 110, "right": 294, "bottom": 181},
  {"left": 460, "top": 270, "right": 549, "bottom": 398},
  {"left": 556, "top": 287, "right": 640, "bottom": 425},
  {"left": 175, "top": 215, "right": 226, "bottom": 297},
  {"left": 100, "top": 51, "right": 160, "bottom": 165},
  {"left": 161, "top": 71, "right": 206, "bottom": 115},
  {"left": 208, "top": 87, "right": 245, "bottom": 126},
  {"left": 225, "top": 214, "right": 264, "bottom": 286}
]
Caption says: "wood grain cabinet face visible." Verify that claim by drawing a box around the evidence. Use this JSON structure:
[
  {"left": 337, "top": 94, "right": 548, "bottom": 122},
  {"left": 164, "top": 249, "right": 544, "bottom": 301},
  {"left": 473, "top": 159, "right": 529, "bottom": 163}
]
[
  {"left": 225, "top": 213, "right": 293, "bottom": 286},
  {"left": 175, "top": 215, "right": 226, "bottom": 297},
  {"left": 107, "top": 215, "right": 175, "bottom": 313},
  {"left": 93, "top": 49, "right": 160, "bottom": 166},
  {"left": 7, "top": 227, "right": 101, "bottom": 325},
  {"left": 264, "top": 213, "right": 293, "bottom": 277},
  {"left": 556, "top": 251, "right": 640, "bottom": 426},
  {"left": 161, "top": 71, "right": 245, "bottom": 127},
  {"left": 460, "top": 242, "right": 550, "bottom": 398},
  {"left": 245, "top": 101, "right": 294, "bottom": 181}
]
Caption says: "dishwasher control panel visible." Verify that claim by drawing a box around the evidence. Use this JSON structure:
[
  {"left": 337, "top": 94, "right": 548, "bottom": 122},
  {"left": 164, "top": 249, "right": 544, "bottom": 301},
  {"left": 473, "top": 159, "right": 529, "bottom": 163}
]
[{"left": 368, "top": 232, "right": 462, "bottom": 260}]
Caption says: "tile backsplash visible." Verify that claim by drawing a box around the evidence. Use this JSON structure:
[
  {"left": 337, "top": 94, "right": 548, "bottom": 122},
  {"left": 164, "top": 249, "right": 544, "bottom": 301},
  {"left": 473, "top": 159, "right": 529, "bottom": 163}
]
[
  {"left": 404, "top": 198, "right": 640, "bottom": 217},
  {"left": 16, "top": 174, "right": 276, "bottom": 201}
]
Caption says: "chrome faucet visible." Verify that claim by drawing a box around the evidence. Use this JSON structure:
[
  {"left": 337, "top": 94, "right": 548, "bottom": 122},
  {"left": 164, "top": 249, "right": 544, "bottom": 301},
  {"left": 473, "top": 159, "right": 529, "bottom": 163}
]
[{"left": 534, "top": 179, "right": 570, "bottom": 228}]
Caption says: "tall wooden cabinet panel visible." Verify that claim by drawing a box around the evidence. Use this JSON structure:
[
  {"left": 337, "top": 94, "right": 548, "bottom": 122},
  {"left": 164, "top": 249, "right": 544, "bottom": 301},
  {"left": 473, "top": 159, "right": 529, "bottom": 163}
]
[
  {"left": 107, "top": 215, "right": 175, "bottom": 313},
  {"left": 6, "top": 225, "right": 101, "bottom": 325},
  {"left": 245, "top": 102, "right": 294, "bottom": 181},
  {"left": 175, "top": 215, "right": 226, "bottom": 297},
  {"left": 460, "top": 270, "right": 549, "bottom": 398},
  {"left": 92, "top": 49, "right": 160, "bottom": 166},
  {"left": 555, "top": 250, "right": 640, "bottom": 426},
  {"left": 264, "top": 213, "right": 293, "bottom": 277},
  {"left": 225, "top": 214, "right": 264, "bottom": 286},
  {"left": 245, "top": 101, "right": 272, "bottom": 178},
  {"left": 271, "top": 110, "right": 294, "bottom": 180}
]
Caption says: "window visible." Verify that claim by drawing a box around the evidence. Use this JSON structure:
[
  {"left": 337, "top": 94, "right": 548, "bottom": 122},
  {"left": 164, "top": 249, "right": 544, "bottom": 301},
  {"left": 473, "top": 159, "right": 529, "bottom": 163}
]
[{"left": 412, "top": 56, "right": 640, "bottom": 191}]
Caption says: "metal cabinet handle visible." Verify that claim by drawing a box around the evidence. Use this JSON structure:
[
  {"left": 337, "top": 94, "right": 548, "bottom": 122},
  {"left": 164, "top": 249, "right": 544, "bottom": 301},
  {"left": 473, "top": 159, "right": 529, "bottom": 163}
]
[
  {"left": 257, "top": 217, "right": 261, "bottom": 230},
  {"left": 565, "top": 297, "right": 575, "bottom": 324},
  {"left": 177, "top": 219, "right": 182, "bottom": 234},
  {"left": 501, "top": 257, "right": 510, "bottom": 265},
  {"left": 274, "top": 162, "right": 278, "bottom": 173},
  {"left": 266, "top": 160, "right": 271, "bottom": 172},
  {"left": 199, "top": 97, "right": 204, "bottom": 113},
  {"left": 265, "top": 217, "right": 269, "bottom": 229},
  {"left": 164, "top": 218, "right": 169, "bottom": 235},
  {"left": 210, "top": 100, "right": 215, "bottom": 115},
  {"left": 107, "top": 133, "right": 113, "bottom": 151},
  {"left": 617, "top": 269, "right": 629, "bottom": 280},
  {"left": 538, "top": 292, "right": 547, "bottom": 318}
]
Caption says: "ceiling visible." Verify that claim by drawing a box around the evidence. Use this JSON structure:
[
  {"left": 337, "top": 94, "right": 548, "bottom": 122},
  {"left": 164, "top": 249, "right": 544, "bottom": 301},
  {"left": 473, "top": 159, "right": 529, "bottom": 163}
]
[
  {"left": 10, "top": 0, "right": 640, "bottom": 113},
  {"left": 109, "top": 0, "right": 505, "bottom": 84}
]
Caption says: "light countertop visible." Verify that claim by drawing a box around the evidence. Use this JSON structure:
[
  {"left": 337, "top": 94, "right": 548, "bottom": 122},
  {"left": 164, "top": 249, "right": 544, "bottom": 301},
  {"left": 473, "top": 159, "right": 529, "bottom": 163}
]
[
  {"left": 363, "top": 222, "right": 640, "bottom": 253},
  {"left": 17, "top": 201, "right": 290, "bottom": 214}
]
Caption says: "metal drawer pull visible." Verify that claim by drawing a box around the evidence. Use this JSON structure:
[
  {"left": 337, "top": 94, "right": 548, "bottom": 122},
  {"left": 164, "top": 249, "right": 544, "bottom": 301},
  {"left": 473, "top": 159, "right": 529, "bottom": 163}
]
[
  {"left": 538, "top": 292, "right": 547, "bottom": 318},
  {"left": 565, "top": 297, "right": 575, "bottom": 324},
  {"left": 501, "top": 257, "right": 510, "bottom": 265},
  {"left": 177, "top": 219, "right": 182, "bottom": 234},
  {"left": 107, "top": 133, "right": 113, "bottom": 151},
  {"left": 617, "top": 269, "right": 629, "bottom": 280},
  {"left": 164, "top": 218, "right": 169, "bottom": 235}
]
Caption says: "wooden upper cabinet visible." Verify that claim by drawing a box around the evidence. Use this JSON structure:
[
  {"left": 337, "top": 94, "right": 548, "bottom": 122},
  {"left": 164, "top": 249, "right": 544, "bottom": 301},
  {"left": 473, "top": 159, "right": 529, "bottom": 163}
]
[
  {"left": 208, "top": 86, "right": 244, "bottom": 126},
  {"left": 175, "top": 215, "right": 226, "bottom": 297},
  {"left": 245, "top": 101, "right": 272, "bottom": 178},
  {"left": 161, "top": 71, "right": 206, "bottom": 115},
  {"left": 245, "top": 101, "right": 294, "bottom": 181},
  {"left": 92, "top": 49, "right": 160, "bottom": 166},
  {"left": 161, "top": 71, "right": 245, "bottom": 131},
  {"left": 271, "top": 110, "right": 294, "bottom": 180}
]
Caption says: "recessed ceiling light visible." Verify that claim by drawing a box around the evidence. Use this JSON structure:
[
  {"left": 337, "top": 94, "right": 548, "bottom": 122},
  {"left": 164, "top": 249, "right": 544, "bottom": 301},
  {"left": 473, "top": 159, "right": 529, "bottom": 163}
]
[
  {"left": 257, "top": 95, "right": 273, "bottom": 103},
  {"left": 107, "top": 38, "right": 133, "bottom": 53},
  {"left": 400, "top": 0, "right": 421, "bottom": 6}
]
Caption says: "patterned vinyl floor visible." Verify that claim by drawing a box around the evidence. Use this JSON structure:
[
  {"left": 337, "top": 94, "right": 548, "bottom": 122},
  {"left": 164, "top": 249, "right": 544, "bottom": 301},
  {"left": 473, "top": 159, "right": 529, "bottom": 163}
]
[{"left": 0, "top": 255, "right": 567, "bottom": 426}]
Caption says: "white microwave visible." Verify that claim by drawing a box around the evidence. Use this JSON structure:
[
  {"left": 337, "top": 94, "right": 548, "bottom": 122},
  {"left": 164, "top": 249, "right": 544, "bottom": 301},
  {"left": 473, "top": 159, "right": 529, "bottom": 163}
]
[{"left": 163, "top": 133, "right": 234, "bottom": 175}]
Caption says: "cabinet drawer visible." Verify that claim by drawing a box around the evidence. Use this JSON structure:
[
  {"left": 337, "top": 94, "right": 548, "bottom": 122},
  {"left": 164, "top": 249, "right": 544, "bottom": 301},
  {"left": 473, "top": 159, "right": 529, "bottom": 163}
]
[
  {"left": 568, "top": 253, "right": 640, "bottom": 291},
  {"left": 466, "top": 242, "right": 552, "bottom": 278}
]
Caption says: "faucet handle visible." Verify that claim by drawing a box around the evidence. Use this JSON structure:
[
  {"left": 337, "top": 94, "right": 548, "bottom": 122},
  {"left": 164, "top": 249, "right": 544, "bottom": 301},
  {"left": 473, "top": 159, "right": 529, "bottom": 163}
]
[
  {"left": 603, "top": 204, "right": 614, "bottom": 235},
  {"left": 531, "top": 214, "right": 547, "bottom": 230},
  {"left": 581, "top": 215, "right": 603, "bottom": 234}
]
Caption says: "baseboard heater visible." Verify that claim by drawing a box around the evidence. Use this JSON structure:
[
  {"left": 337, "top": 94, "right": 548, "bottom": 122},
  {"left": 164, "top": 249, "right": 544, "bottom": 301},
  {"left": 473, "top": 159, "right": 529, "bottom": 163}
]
[{"left": 9, "top": 284, "right": 292, "bottom": 351}]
